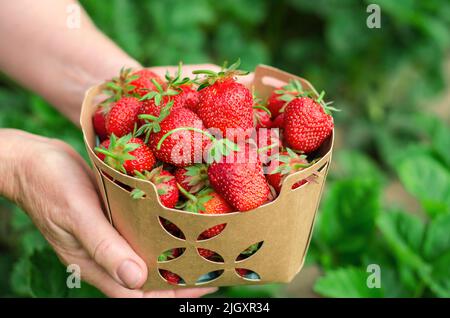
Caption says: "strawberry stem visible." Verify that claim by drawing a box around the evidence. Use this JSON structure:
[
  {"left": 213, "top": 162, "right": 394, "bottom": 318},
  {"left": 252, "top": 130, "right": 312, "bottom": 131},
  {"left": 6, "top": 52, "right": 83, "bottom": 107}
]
[
  {"left": 253, "top": 105, "right": 272, "bottom": 117},
  {"left": 138, "top": 114, "right": 159, "bottom": 121},
  {"left": 177, "top": 183, "right": 197, "bottom": 202},
  {"left": 94, "top": 147, "right": 119, "bottom": 160},
  {"left": 257, "top": 143, "right": 278, "bottom": 154}
]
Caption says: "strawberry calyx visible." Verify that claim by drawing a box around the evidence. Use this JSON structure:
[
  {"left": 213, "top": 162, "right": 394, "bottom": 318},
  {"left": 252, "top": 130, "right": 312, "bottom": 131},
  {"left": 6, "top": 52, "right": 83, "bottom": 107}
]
[
  {"left": 180, "top": 164, "right": 209, "bottom": 193},
  {"left": 156, "top": 127, "right": 240, "bottom": 164},
  {"left": 277, "top": 79, "right": 339, "bottom": 115},
  {"left": 103, "top": 67, "right": 140, "bottom": 102},
  {"left": 178, "top": 185, "right": 214, "bottom": 214},
  {"left": 94, "top": 133, "right": 141, "bottom": 174},
  {"left": 131, "top": 166, "right": 175, "bottom": 199},
  {"left": 193, "top": 58, "right": 249, "bottom": 90},
  {"left": 136, "top": 100, "right": 174, "bottom": 142},
  {"left": 139, "top": 79, "right": 179, "bottom": 106},
  {"left": 164, "top": 62, "right": 194, "bottom": 89},
  {"left": 269, "top": 148, "right": 311, "bottom": 176}
]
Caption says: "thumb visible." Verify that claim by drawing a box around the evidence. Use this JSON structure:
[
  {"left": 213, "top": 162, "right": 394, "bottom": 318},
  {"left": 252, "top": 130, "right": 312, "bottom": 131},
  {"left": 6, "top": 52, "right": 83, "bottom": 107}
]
[{"left": 72, "top": 200, "right": 148, "bottom": 289}]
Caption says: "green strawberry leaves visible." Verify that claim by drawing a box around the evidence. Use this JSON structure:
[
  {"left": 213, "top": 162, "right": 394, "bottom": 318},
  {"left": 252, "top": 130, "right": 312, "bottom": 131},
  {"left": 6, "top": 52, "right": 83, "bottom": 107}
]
[
  {"left": 395, "top": 153, "right": 450, "bottom": 217},
  {"left": 194, "top": 58, "right": 249, "bottom": 90},
  {"left": 137, "top": 100, "right": 174, "bottom": 143},
  {"left": 94, "top": 133, "right": 140, "bottom": 174}
]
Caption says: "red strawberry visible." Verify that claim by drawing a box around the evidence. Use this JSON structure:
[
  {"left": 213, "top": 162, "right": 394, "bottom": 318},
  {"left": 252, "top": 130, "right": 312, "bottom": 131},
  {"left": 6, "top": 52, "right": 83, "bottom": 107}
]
[
  {"left": 198, "top": 248, "right": 215, "bottom": 259},
  {"left": 236, "top": 268, "right": 249, "bottom": 277},
  {"left": 92, "top": 103, "right": 111, "bottom": 141},
  {"left": 130, "top": 69, "right": 163, "bottom": 97},
  {"left": 267, "top": 79, "right": 304, "bottom": 118},
  {"left": 140, "top": 63, "right": 198, "bottom": 119},
  {"left": 133, "top": 166, "right": 179, "bottom": 208},
  {"left": 159, "top": 217, "right": 185, "bottom": 239},
  {"left": 146, "top": 106, "right": 210, "bottom": 167},
  {"left": 178, "top": 84, "right": 200, "bottom": 112},
  {"left": 252, "top": 128, "right": 281, "bottom": 165},
  {"left": 253, "top": 107, "right": 272, "bottom": 129},
  {"left": 179, "top": 187, "right": 232, "bottom": 238},
  {"left": 95, "top": 134, "right": 156, "bottom": 175},
  {"left": 284, "top": 96, "right": 334, "bottom": 153},
  {"left": 207, "top": 145, "right": 269, "bottom": 212},
  {"left": 271, "top": 113, "right": 285, "bottom": 129},
  {"left": 266, "top": 148, "right": 310, "bottom": 193},
  {"left": 105, "top": 68, "right": 163, "bottom": 99},
  {"left": 174, "top": 164, "right": 209, "bottom": 194},
  {"left": 160, "top": 269, "right": 181, "bottom": 285},
  {"left": 194, "top": 60, "right": 253, "bottom": 139},
  {"left": 105, "top": 96, "right": 142, "bottom": 137}
]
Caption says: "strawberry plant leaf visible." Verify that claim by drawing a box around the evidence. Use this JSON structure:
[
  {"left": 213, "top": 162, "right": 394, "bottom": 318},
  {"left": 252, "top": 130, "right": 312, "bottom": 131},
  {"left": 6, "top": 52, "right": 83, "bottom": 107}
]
[
  {"left": 314, "top": 178, "right": 381, "bottom": 257},
  {"left": 396, "top": 154, "right": 450, "bottom": 217},
  {"left": 314, "top": 267, "right": 383, "bottom": 298}
]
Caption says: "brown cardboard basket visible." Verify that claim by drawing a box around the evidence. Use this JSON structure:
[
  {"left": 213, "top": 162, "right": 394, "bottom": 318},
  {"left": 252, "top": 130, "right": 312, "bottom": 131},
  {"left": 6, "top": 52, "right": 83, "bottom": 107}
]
[{"left": 80, "top": 64, "right": 334, "bottom": 290}]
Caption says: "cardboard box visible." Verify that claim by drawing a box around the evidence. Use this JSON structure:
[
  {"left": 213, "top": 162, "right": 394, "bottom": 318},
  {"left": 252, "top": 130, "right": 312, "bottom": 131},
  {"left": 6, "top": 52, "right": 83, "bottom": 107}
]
[{"left": 80, "top": 64, "right": 334, "bottom": 289}]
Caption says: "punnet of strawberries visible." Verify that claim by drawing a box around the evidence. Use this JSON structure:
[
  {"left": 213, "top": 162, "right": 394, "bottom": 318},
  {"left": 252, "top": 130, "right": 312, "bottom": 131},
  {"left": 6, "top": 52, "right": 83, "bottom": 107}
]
[{"left": 92, "top": 60, "right": 335, "bottom": 282}]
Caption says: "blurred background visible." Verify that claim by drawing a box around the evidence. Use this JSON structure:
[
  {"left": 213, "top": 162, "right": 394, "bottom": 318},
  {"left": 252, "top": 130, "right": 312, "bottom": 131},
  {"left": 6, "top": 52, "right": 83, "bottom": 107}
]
[{"left": 0, "top": 0, "right": 449, "bottom": 297}]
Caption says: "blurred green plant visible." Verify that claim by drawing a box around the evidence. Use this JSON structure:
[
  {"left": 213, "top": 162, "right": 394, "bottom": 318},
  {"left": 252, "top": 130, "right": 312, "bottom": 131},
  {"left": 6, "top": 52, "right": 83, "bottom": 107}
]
[{"left": 0, "top": 0, "right": 449, "bottom": 298}]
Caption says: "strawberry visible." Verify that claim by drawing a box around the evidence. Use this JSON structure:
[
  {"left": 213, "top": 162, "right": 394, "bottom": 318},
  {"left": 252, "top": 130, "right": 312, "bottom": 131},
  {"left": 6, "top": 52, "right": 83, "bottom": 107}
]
[
  {"left": 159, "top": 217, "right": 185, "bottom": 239},
  {"left": 160, "top": 269, "right": 182, "bottom": 285},
  {"left": 130, "top": 69, "right": 164, "bottom": 97},
  {"left": 163, "top": 63, "right": 200, "bottom": 112},
  {"left": 267, "top": 79, "right": 304, "bottom": 118},
  {"left": 251, "top": 128, "right": 281, "bottom": 165},
  {"left": 105, "top": 68, "right": 163, "bottom": 99},
  {"left": 194, "top": 60, "right": 253, "bottom": 139},
  {"left": 105, "top": 96, "right": 142, "bottom": 137},
  {"left": 271, "top": 113, "right": 285, "bottom": 129},
  {"left": 132, "top": 166, "right": 179, "bottom": 208},
  {"left": 178, "top": 84, "right": 200, "bottom": 112},
  {"left": 145, "top": 106, "right": 210, "bottom": 167},
  {"left": 179, "top": 186, "right": 232, "bottom": 238},
  {"left": 283, "top": 95, "right": 334, "bottom": 153},
  {"left": 236, "top": 268, "right": 249, "bottom": 277},
  {"left": 174, "top": 164, "right": 209, "bottom": 194},
  {"left": 198, "top": 248, "right": 215, "bottom": 259},
  {"left": 266, "top": 148, "right": 311, "bottom": 193},
  {"left": 92, "top": 103, "right": 111, "bottom": 141},
  {"left": 207, "top": 145, "right": 270, "bottom": 212},
  {"left": 139, "top": 63, "right": 198, "bottom": 120},
  {"left": 253, "top": 106, "right": 272, "bottom": 129},
  {"left": 95, "top": 134, "right": 156, "bottom": 175}
]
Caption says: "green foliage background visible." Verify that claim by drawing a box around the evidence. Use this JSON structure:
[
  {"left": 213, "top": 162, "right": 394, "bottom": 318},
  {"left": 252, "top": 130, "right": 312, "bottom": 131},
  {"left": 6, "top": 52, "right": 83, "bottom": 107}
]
[{"left": 0, "top": 0, "right": 449, "bottom": 297}]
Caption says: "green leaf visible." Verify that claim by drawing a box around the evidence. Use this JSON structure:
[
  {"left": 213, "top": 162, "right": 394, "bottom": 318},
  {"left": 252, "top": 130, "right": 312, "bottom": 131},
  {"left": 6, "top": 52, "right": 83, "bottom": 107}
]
[
  {"left": 423, "top": 213, "right": 450, "bottom": 261},
  {"left": 314, "top": 267, "right": 383, "bottom": 298},
  {"left": 332, "top": 150, "right": 386, "bottom": 185},
  {"left": 10, "top": 258, "right": 32, "bottom": 297},
  {"left": 314, "top": 178, "right": 381, "bottom": 256},
  {"left": 396, "top": 154, "right": 450, "bottom": 217},
  {"left": 376, "top": 211, "right": 430, "bottom": 276},
  {"left": 28, "top": 248, "right": 68, "bottom": 297}
]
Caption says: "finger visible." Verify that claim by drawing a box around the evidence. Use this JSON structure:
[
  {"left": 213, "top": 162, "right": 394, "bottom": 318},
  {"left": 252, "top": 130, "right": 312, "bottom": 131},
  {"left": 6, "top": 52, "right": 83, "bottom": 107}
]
[
  {"left": 70, "top": 196, "right": 148, "bottom": 290},
  {"left": 146, "top": 64, "right": 221, "bottom": 80},
  {"left": 143, "top": 287, "right": 218, "bottom": 298}
]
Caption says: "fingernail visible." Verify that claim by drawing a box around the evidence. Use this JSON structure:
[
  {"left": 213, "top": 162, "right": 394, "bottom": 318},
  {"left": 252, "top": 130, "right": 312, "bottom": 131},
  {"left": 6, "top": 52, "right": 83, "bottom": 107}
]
[{"left": 117, "top": 260, "right": 143, "bottom": 289}]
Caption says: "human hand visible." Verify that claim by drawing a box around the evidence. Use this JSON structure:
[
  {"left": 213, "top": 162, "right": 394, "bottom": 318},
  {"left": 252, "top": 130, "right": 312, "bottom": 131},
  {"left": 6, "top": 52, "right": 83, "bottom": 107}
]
[{"left": 0, "top": 129, "right": 217, "bottom": 298}]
